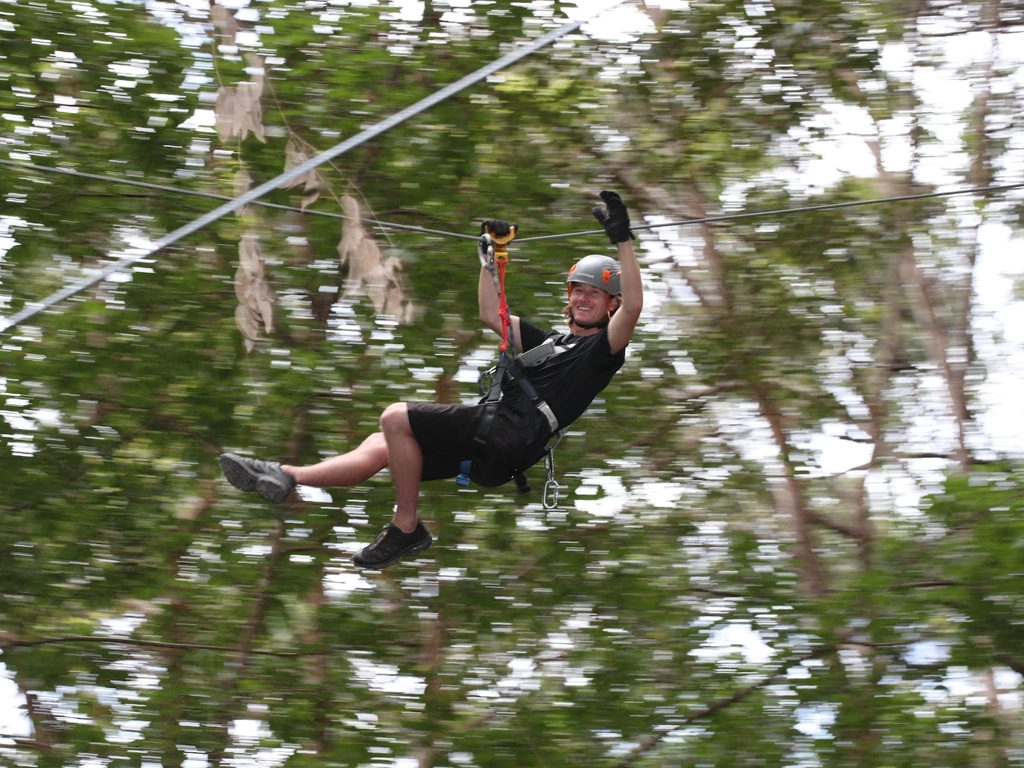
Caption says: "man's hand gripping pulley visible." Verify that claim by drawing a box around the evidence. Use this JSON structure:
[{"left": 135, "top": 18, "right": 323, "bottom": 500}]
[{"left": 478, "top": 219, "right": 517, "bottom": 271}]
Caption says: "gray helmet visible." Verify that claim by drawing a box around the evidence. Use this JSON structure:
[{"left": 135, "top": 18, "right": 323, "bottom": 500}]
[{"left": 566, "top": 254, "right": 621, "bottom": 296}]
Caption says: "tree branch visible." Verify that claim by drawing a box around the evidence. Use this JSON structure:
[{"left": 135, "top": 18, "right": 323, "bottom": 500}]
[
  {"left": 4, "top": 738, "right": 51, "bottom": 752},
  {"left": 994, "top": 653, "right": 1024, "bottom": 678},
  {"left": 808, "top": 510, "right": 864, "bottom": 540},
  {"left": 893, "top": 579, "right": 959, "bottom": 590},
  {"left": 612, "top": 648, "right": 833, "bottom": 767},
  {"left": 755, "top": 384, "right": 827, "bottom": 597},
  {"left": 0, "top": 634, "right": 299, "bottom": 656}
]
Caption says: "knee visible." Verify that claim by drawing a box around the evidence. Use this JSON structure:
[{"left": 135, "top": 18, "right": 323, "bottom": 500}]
[
  {"left": 364, "top": 432, "right": 390, "bottom": 464},
  {"left": 379, "top": 403, "right": 409, "bottom": 435}
]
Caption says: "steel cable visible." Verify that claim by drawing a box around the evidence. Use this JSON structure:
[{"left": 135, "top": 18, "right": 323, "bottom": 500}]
[
  {"left": 515, "top": 181, "right": 1024, "bottom": 242},
  {"left": 6, "top": 157, "right": 1021, "bottom": 247},
  {"left": 0, "top": 2, "right": 624, "bottom": 333},
  {"left": 0, "top": 158, "right": 479, "bottom": 241}
]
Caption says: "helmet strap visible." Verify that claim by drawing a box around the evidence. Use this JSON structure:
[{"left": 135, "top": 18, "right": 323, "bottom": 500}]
[{"left": 569, "top": 311, "right": 610, "bottom": 331}]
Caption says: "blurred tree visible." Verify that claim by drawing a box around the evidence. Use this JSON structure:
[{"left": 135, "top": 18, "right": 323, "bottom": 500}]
[{"left": 1, "top": 0, "right": 1022, "bottom": 767}]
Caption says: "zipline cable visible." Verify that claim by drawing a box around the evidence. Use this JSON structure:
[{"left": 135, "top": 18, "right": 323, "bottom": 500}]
[
  {"left": 0, "top": 158, "right": 479, "bottom": 241},
  {"left": 5, "top": 157, "right": 1022, "bottom": 249},
  {"left": 0, "top": 2, "right": 623, "bottom": 334},
  {"left": 515, "top": 180, "right": 1024, "bottom": 242}
]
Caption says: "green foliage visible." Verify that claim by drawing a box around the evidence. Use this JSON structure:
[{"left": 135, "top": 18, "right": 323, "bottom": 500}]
[{"left": 2, "top": 0, "right": 1022, "bottom": 766}]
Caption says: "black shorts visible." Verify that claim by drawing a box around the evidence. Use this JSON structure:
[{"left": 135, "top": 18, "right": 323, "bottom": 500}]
[{"left": 407, "top": 399, "right": 551, "bottom": 487}]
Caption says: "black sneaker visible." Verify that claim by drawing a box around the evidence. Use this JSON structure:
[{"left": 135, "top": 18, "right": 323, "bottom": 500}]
[
  {"left": 218, "top": 453, "right": 296, "bottom": 504},
  {"left": 352, "top": 521, "right": 432, "bottom": 570}
]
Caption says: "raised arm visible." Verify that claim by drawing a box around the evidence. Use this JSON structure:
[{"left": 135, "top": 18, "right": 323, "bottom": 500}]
[
  {"left": 477, "top": 220, "right": 523, "bottom": 353},
  {"left": 593, "top": 191, "right": 643, "bottom": 354}
]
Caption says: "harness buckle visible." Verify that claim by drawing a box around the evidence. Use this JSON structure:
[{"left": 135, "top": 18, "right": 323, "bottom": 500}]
[
  {"left": 535, "top": 400, "right": 559, "bottom": 434},
  {"left": 478, "top": 364, "right": 498, "bottom": 397}
]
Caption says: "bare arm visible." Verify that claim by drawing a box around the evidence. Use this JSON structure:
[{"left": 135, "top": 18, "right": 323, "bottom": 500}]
[
  {"left": 478, "top": 264, "right": 523, "bottom": 354},
  {"left": 606, "top": 239, "right": 642, "bottom": 354}
]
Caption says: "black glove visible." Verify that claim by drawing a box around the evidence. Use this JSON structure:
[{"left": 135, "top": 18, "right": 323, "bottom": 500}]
[
  {"left": 592, "top": 190, "right": 635, "bottom": 244},
  {"left": 481, "top": 219, "right": 513, "bottom": 238}
]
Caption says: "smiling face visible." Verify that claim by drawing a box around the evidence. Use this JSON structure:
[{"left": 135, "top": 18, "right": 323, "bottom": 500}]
[{"left": 567, "top": 282, "right": 619, "bottom": 333}]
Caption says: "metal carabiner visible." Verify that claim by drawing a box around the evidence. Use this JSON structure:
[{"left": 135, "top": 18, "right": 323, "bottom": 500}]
[
  {"left": 478, "top": 364, "right": 497, "bottom": 396},
  {"left": 478, "top": 233, "right": 496, "bottom": 273},
  {"left": 543, "top": 477, "right": 561, "bottom": 510},
  {"left": 542, "top": 450, "right": 561, "bottom": 510}
]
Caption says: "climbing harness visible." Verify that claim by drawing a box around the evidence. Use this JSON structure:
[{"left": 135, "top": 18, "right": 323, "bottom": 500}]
[{"left": 455, "top": 226, "right": 565, "bottom": 509}]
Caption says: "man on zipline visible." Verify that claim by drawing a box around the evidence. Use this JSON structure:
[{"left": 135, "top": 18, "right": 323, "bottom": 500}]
[{"left": 219, "top": 190, "right": 643, "bottom": 569}]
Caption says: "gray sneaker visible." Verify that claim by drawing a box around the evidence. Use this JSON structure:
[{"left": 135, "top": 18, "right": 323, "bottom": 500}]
[{"left": 219, "top": 453, "right": 296, "bottom": 504}]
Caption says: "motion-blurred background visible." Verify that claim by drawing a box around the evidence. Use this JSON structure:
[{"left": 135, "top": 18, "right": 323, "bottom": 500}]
[{"left": 1, "top": 1, "right": 1023, "bottom": 765}]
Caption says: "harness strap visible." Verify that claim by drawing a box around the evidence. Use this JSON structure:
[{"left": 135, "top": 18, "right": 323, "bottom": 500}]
[
  {"left": 456, "top": 399, "right": 499, "bottom": 487},
  {"left": 508, "top": 357, "right": 560, "bottom": 434},
  {"left": 515, "top": 336, "right": 573, "bottom": 367},
  {"left": 473, "top": 400, "right": 498, "bottom": 449}
]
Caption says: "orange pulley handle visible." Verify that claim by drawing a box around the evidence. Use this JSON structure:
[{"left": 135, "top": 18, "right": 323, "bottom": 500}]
[{"left": 483, "top": 223, "right": 517, "bottom": 262}]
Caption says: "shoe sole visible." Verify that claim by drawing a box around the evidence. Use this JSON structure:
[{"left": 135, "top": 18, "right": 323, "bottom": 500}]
[
  {"left": 219, "top": 453, "right": 258, "bottom": 492},
  {"left": 352, "top": 537, "right": 432, "bottom": 570},
  {"left": 256, "top": 475, "right": 293, "bottom": 504},
  {"left": 220, "top": 453, "right": 294, "bottom": 503}
]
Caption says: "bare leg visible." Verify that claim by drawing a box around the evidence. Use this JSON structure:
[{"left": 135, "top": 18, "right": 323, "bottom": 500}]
[
  {"left": 378, "top": 403, "right": 423, "bottom": 533},
  {"left": 282, "top": 432, "right": 389, "bottom": 487},
  {"left": 277, "top": 404, "right": 422, "bottom": 535}
]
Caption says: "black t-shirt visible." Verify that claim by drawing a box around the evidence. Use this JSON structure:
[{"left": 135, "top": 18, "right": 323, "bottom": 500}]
[{"left": 501, "top": 318, "right": 626, "bottom": 430}]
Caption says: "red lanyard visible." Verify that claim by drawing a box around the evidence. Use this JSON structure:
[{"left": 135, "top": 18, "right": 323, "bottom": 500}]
[
  {"left": 483, "top": 224, "right": 517, "bottom": 355},
  {"left": 496, "top": 256, "right": 511, "bottom": 353}
]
